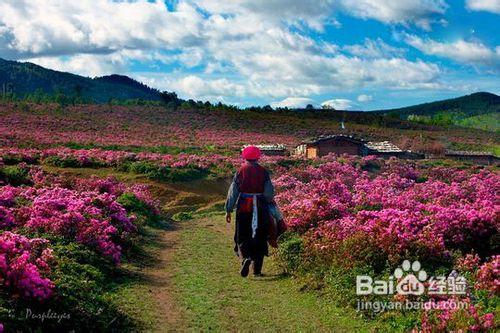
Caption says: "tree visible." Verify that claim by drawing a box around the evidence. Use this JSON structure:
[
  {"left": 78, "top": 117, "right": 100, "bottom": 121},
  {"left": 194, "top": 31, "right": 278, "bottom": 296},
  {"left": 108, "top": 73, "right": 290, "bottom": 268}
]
[
  {"left": 159, "top": 91, "right": 180, "bottom": 108},
  {"left": 305, "top": 104, "right": 315, "bottom": 110},
  {"left": 322, "top": 104, "right": 335, "bottom": 110}
]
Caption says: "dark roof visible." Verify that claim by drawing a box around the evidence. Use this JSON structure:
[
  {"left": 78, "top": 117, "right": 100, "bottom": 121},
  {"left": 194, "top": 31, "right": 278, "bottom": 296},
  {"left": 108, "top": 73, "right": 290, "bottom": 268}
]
[
  {"left": 445, "top": 150, "right": 497, "bottom": 157},
  {"left": 303, "top": 134, "right": 367, "bottom": 145}
]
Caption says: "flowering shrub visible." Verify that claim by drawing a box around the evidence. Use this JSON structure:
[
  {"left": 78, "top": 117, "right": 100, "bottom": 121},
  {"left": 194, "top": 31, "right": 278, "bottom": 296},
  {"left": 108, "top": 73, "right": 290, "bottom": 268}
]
[
  {"left": 0, "top": 232, "right": 54, "bottom": 300},
  {"left": 276, "top": 157, "right": 499, "bottom": 262},
  {"left": 275, "top": 155, "right": 499, "bottom": 330},
  {"left": 21, "top": 187, "right": 135, "bottom": 263},
  {"left": 0, "top": 171, "right": 162, "bottom": 263},
  {"left": 0, "top": 147, "right": 298, "bottom": 184},
  {"left": 0, "top": 147, "right": 238, "bottom": 169},
  {"left": 0, "top": 164, "right": 161, "bottom": 331},
  {"left": 420, "top": 298, "right": 496, "bottom": 332},
  {"left": 475, "top": 256, "right": 499, "bottom": 296}
]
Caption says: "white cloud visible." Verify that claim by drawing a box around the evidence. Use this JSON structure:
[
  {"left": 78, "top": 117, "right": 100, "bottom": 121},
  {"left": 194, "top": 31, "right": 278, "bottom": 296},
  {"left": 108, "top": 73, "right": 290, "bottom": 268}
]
[
  {"left": 26, "top": 53, "right": 128, "bottom": 77},
  {"left": 344, "top": 38, "right": 406, "bottom": 58},
  {"left": 270, "top": 97, "right": 315, "bottom": 108},
  {"left": 337, "top": 0, "right": 448, "bottom": 30},
  {"left": 194, "top": 0, "right": 448, "bottom": 30},
  {"left": 193, "top": 0, "right": 337, "bottom": 31},
  {"left": 134, "top": 74, "right": 246, "bottom": 102},
  {"left": 357, "top": 94, "right": 373, "bottom": 102},
  {"left": 321, "top": 98, "right": 353, "bottom": 109},
  {"left": 404, "top": 34, "right": 500, "bottom": 69},
  {"left": 466, "top": 0, "right": 500, "bottom": 14},
  {"left": 0, "top": 0, "right": 203, "bottom": 58},
  {"left": 173, "top": 75, "right": 246, "bottom": 99}
]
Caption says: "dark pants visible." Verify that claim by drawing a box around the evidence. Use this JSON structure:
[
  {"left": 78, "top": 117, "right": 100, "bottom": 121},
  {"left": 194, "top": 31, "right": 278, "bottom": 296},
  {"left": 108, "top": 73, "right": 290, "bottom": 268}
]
[
  {"left": 253, "top": 256, "right": 264, "bottom": 275},
  {"left": 234, "top": 197, "right": 269, "bottom": 272}
]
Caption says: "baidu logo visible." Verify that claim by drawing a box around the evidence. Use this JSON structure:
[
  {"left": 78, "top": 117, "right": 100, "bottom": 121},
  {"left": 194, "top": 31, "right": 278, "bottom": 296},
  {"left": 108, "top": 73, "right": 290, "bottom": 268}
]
[
  {"left": 356, "top": 260, "right": 427, "bottom": 295},
  {"left": 394, "top": 260, "right": 427, "bottom": 295},
  {"left": 356, "top": 259, "right": 466, "bottom": 296}
]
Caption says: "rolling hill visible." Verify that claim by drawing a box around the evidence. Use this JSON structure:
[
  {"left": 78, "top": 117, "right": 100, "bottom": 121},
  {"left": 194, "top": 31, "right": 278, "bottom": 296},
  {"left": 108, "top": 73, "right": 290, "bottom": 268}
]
[
  {"left": 374, "top": 92, "right": 500, "bottom": 131},
  {"left": 0, "top": 58, "right": 161, "bottom": 103}
]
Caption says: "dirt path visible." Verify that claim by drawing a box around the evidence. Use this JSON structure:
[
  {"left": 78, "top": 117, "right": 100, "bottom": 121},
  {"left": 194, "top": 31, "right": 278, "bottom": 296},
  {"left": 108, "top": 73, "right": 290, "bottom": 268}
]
[
  {"left": 147, "top": 213, "right": 384, "bottom": 332},
  {"left": 144, "top": 222, "right": 184, "bottom": 331}
]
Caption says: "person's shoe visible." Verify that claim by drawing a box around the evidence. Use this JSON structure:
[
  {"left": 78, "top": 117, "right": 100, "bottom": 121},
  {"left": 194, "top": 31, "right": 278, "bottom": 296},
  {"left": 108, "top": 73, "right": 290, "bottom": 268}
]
[
  {"left": 240, "top": 258, "right": 251, "bottom": 277},
  {"left": 253, "top": 273, "right": 264, "bottom": 277}
]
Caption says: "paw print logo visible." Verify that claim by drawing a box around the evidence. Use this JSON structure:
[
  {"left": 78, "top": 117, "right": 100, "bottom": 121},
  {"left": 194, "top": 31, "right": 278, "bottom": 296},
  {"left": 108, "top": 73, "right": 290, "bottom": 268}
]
[{"left": 394, "top": 260, "right": 427, "bottom": 296}]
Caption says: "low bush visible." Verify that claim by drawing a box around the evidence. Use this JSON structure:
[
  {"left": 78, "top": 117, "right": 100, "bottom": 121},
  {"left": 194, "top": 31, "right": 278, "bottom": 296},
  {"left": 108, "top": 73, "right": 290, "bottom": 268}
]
[
  {"left": 117, "top": 192, "right": 157, "bottom": 225},
  {"left": 171, "top": 211, "right": 194, "bottom": 222},
  {"left": 0, "top": 165, "right": 31, "bottom": 186},
  {"left": 0, "top": 167, "right": 161, "bottom": 331},
  {"left": 0, "top": 237, "right": 134, "bottom": 331},
  {"left": 275, "top": 232, "right": 304, "bottom": 274}
]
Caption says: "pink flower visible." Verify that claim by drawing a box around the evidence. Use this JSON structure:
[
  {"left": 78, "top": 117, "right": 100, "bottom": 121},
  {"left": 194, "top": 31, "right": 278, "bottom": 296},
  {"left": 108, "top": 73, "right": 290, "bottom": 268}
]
[{"left": 0, "top": 232, "right": 54, "bottom": 300}]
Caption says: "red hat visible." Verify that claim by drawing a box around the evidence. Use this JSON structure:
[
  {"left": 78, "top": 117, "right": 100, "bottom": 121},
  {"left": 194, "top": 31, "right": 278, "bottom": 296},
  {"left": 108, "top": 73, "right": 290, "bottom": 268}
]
[{"left": 242, "top": 145, "right": 262, "bottom": 160}]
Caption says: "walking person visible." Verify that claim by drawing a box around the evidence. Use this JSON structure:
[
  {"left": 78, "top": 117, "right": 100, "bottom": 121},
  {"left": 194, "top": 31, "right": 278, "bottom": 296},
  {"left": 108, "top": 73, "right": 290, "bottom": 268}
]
[{"left": 225, "top": 145, "right": 275, "bottom": 277}]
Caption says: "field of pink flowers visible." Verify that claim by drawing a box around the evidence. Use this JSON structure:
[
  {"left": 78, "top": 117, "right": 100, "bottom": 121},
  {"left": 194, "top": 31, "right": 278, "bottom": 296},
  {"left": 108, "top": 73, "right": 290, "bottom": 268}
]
[
  {"left": 1, "top": 100, "right": 499, "bottom": 331},
  {"left": 0, "top": 147, "right": 296, "bottom": 184},
  {"left": 0, "top": 146, "right": 239, "bottom": 169},
  {"left": 1, "top": 102, "right": 496, "bottom": 154},
  {"left": 275, "top": 155, "right": 499, "bottom": 331},
  {"left": 0, "top": 103, "right": 300, "bottom": 148},
  {"left": 0, "top": 162, "right": 160, "bottom": 331}
]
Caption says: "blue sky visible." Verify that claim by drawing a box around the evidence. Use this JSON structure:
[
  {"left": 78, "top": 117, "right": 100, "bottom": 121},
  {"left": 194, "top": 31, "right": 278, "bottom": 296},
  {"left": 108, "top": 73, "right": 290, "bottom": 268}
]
[{"left": 0, "top": 0, "right": 499, "bottom": 109}]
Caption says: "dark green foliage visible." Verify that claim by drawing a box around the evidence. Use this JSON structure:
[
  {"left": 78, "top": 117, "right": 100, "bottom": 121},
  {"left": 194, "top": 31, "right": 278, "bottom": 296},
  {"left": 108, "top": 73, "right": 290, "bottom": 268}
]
[
  {"left": 167, "top": 167, "right": 208, "bottom": 182},
  {"left": 0, "top": 239, "right": 134, "bottom": 332},
  {"left": 1, "top": 154, "right": 39, "bottom": 165},
  {"left": 377, "top": 92, "right": 499, "bottom": 118},
  {"left": 117, "top": 192, "right": 157, "bottom": 225},
  {"left": 0, "top": 165, "right": 31, "bottom": 186},
  {"left": 376, "top": 92, "right": 500, "bottom": 131},
  {"left": 43, "top": 155, "right": 106, "bottom": 168},
  {"left": 122, "top": 161, "right": 208, "bottom": 182},
  {"left": 43, "top": 155, "right": 81, "bottom": 168},
  {"left": 171, "top": 211, "right": 194, "bottom": 222},
  {"left": 276, "top": 233, "right": 304, "bottom": 274},
  {"left": 125, "top": 161, "right": 166, "bottom": 178},
  {"left": 159, "top": 91, "right": 181, "bottom": 108},
  {"left": 275, "top": 159, "right": 305, "bottom": 169},
  {"left": 0, "top": 58, "right": 161, "bottom": 103}
]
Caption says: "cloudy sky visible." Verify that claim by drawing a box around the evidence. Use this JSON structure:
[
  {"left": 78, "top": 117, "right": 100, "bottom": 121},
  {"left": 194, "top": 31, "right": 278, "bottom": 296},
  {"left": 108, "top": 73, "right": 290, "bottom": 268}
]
[{"left": 0, "top": 0, "right": 499, "bottom": 109}]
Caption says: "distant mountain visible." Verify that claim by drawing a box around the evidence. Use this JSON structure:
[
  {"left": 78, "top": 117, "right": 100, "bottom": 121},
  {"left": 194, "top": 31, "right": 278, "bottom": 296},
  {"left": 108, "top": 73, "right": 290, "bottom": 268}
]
[
  {"left": 376, "top": 92, "right": 499, "bottom": 117},
  {"left": 374, "top": 92, "right": 500, "bottom": 131},
  {"left": 0, "top": 58, "right": 161, "bottom": 103}
]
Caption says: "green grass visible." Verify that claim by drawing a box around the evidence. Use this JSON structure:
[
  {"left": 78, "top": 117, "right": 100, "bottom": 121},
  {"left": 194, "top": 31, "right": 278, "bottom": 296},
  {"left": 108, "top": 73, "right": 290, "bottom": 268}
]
[
  {"left": 447, "top": 141, "right": 500, "bottom": 157},
  {"left": 457, "top": 112, "right": 500, "bottom": 132},
  {"left": 170, "top": 213, "right": 387, "bottom": 332}
]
